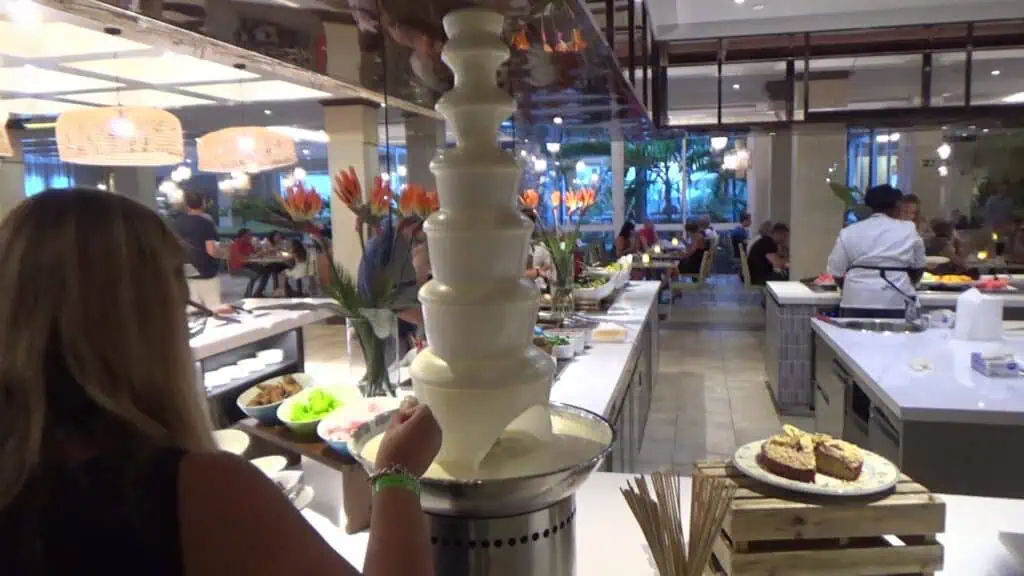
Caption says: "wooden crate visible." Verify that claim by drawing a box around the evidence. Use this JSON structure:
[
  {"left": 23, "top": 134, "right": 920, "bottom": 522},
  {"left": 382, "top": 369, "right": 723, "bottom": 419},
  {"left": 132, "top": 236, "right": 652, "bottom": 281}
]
[{"left": 695, "top": 461, "right": 946, "bottom": 576}]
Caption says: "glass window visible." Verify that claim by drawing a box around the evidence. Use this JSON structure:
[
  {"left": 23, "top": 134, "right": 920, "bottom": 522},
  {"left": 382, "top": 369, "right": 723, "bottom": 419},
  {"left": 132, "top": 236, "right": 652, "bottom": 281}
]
[
  {"left": 520, "top": 141, "right": 613, "bottom": 229},
  {"left": 970, "top": 48, "right": 1024, "bottom": 106},
  {"left": 807, "top": 55, "right": 922, "bottom": 112},
  {"left": 846, "top": 128, "right": 901, "bottom": 191},
  {"left": 721, "top": 61, "right": 788, "bottom": 124},
  {"left": 931, "top": 52, "right": 967, "bottom": 106},
  {"left": 625, "top": 139, "right": 684, "bottom": 224},
  {"left": 683, "top": 135, "right": 748, "bottom": 223},
  {"left": 664, "top": 65, "right": 718, "bottom": 126}
]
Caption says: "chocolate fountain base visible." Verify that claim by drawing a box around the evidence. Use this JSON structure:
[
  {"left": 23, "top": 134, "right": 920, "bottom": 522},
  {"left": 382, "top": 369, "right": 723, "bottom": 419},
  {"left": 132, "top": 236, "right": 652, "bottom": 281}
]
[{"left": 429, "top": 496, "right": 576, "bottom": 576}]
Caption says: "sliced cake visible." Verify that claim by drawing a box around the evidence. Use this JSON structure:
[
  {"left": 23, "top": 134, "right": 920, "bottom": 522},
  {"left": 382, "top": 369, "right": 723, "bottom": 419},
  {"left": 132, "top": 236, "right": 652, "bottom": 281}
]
[
  {"left": 759, "top": 432, "right": 816, "bottom": 483},
  {"left": 814, "top": 438, "right": 864, "bottom": 481}
]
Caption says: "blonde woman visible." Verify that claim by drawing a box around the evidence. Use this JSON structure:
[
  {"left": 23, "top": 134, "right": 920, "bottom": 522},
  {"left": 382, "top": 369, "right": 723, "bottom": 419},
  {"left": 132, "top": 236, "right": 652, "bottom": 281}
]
[{"left": 0, "top": 189, "right": 440, "bottom": 576}]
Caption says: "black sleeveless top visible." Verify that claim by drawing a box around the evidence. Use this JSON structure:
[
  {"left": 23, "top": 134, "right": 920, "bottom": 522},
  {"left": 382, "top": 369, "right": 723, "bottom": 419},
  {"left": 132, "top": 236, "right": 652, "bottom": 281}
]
[{"left": 0, "top": 448, "right": 185, "bottom": 575}]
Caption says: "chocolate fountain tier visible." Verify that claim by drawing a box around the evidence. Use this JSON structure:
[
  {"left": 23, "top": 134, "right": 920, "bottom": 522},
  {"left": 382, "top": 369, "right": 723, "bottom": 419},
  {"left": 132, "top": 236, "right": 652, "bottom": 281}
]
[{"left": 349, "top": 403, "right": 614, "bottom": 518}]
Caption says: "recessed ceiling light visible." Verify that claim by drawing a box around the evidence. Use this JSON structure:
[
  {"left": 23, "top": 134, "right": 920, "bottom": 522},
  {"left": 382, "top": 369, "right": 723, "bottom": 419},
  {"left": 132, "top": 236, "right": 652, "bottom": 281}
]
[
  {"left": 264, "top": 109, "right": 272, "bottom": 116},
  {"left": 752, "top": 3, "right": 765, "bottom": 9},
  {"left": 983, "top": 128, "right": 990, "bottom": 133},
  {"left": 734, "top": 0, "right": 746, "bottom": 5},
  {"left": 553, "top": 116, "right": 563, "bottom": 125},
  {"left": 732, "top": 83, "right": 740, "bottom": 90},
  {"left": 302, "top": 148, "right": 310, "bottom": 156},
  {"left": 991, "top": 70, "right": 1001, "bottom": 76}
]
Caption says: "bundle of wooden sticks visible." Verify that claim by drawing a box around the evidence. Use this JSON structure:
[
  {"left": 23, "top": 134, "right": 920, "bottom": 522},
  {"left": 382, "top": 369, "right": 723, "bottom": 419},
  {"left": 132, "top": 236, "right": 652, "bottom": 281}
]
[{"left": 621, "top": 470, "right": 736, "bottom": 576}]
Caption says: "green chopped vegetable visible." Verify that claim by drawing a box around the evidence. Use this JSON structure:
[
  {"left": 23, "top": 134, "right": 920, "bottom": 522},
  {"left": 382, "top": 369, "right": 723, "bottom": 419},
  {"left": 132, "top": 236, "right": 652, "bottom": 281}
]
[{"left": 289, "top": 389, "right": 340, "bottom": 422}]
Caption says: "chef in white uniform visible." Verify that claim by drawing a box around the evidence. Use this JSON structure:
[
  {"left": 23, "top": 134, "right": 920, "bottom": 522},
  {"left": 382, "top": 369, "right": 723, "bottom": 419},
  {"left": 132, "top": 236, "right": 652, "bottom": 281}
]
[{"left": 827, "top": 185, "right": 926, "bottom": 318}]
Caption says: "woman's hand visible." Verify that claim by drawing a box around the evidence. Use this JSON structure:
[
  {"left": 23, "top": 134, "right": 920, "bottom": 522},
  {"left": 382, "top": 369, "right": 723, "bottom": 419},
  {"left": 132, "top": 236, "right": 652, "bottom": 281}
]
[{"left": 375, "top": 402, "right": 442, "bottom": 477}]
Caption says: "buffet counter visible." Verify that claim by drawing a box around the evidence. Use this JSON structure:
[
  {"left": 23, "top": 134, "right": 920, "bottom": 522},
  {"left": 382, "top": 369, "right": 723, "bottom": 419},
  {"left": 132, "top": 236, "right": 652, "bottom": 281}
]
[
  {"left": 191, "top": 298, "right": 334, "bottom": 424},
  {"left": 811, "top": 318, "right": 1024, "bottom": 497},
  {"left": 300, "top": 465, "right": 1024, "bottom": 576},
  {"left": 766, "top": 281, "right": 1024, "bottom": 413},
  {"left": 553, "top": 281, "right": 661, "bottom": 472}
]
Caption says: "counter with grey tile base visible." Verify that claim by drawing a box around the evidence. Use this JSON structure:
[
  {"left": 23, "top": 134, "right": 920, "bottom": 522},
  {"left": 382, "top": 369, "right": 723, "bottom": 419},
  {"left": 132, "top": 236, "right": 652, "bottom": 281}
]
[{"left": 765, "top": 281, "right": 1024, "bottom": 414}]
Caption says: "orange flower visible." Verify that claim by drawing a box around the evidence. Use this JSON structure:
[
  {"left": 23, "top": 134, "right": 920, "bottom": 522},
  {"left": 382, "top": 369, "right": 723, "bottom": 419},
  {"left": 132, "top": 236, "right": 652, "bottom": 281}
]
[
  {"left": 369, "top": 176, "right": 393, "bottom": 217},
  {"left": 519, "top": 188, "right": 539, "bottom": 209},
  {"left": 579, "top": 187, "right": 596, "bottom": 208},
  {"left": 512, "top": 29, "right": 529, "bottom": 51},
  {"left": 333, "top": 166, "right": 362, "bottom": 210},
  {"left": 399, "top": 184, "right": 440, "bottom": 218},
  {"left": 564, "top": 190, "right": 580, "bottom": 212},
  {"left": 279, "top": 181, "right": 323, "bottom": 222},
  {"left": 549, "top": 191, "right": 561, "bottom": 207}
]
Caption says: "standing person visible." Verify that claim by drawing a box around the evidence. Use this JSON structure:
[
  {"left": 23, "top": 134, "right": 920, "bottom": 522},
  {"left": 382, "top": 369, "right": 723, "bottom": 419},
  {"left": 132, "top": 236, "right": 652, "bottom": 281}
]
[
  {"left": 522, "top": 210, "right": 555, "bottom": 291},
  {"left": 636, "top": 219, "right": 658, "bottom": 251},
  {"left": 614, "top": 221, "right": 638, "bottom": 257},
  {"left": 0, "top": 188, "right": 441, "bottom": 576},
  {"left": 827, "top": 185, "right": 926, "bottom": 318},
  {"left": 747, "top": 223, "right": 789, "bottom": 285},
  {"left": 171, "top": 190, "right": 221, "bottom": 309},
  {"left": 900, "top": 194, "right": 928, "bottom": 237}
]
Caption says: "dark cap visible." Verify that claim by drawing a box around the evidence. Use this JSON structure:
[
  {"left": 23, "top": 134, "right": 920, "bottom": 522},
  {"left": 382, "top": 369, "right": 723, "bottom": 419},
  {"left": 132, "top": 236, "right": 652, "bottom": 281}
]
[{"left": 864, "top": 184, "right": 902, "bottom": 214}]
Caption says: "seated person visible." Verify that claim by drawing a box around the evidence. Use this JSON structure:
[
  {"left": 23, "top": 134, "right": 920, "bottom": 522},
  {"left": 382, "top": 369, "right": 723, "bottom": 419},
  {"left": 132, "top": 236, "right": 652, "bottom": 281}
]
[
  {"left": 636, "top": 219, "right": 658, "bottom": 251},
  {"left": 729, "top": 212, "right": 752, "bottom": 257},
  {"left": 284, "top": 238, "right": 311, "bottom": 297},
  {"left": 925, "top": 219, "right": 966, "bottom": 275},
  {"left": 678, "top": 222, "right": 707, "bottom": 275},
  {"left": 699, "top": 215, "right": 717, "bottom": 243},
  {"left": 748, "top": 223, "right": 789, "bottom": 285},
  {"left": 615, "top": 221, "right": 638, "bottom": 257},
  {"left": 228, "top": 228, "right": 269, "bottom": 297}
]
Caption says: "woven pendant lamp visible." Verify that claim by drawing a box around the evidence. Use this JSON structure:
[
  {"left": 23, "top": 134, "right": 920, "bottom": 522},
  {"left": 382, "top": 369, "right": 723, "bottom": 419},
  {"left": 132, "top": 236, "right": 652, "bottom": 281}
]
[
  {"left": 0, "top": 109, "right": 13, "bottom": 158},
  {"left": 196, "top": 126, "right": 297, "bottom": 174},
  {"left": 56, "top": 106, "right": 184, "bottom": 166}
]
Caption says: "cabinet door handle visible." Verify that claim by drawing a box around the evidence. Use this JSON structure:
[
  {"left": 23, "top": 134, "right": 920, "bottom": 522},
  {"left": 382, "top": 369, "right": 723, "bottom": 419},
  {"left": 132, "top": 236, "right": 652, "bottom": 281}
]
[
  {"left": 815, "top": 382, "right": 831, "bottom": 405},
  {"left": 831, "top": 358, "right": 851, "bottom": 385},
  {"left": 871, "top": 407, "right": 900, "bottom": 442}
]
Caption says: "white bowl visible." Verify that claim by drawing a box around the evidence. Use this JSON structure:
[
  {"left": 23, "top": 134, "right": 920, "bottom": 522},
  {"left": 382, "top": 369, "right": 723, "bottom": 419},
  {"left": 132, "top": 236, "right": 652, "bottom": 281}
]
[
  {"left": 204, "top": 370, "right": 230, "bottom": 389},
  {"left": 545, "top": 330, "right": 586, "bottom": 354},
  {"left": 257, "top": 348, "right": 285, "bottom": 365},
  {"left": 219, "top": 365, "right": 248, "bottom": 380},
  {"left": 236, "top": 373, "right": 314, "bottom": 425},
  {"left": 276, "top": 385, "right": 362, "bottom": 438},
  {"left": 249, "top": 455, "right": 288, "bottom": 476},
  {"left": 552, "top": 343, "right": 575, "bottom": 360},
  {"left": 213, "top": 429, "right": 250, "bottom": 455},
  {"left": 237, "top": 357, "right": 267, "bottom": 372}
]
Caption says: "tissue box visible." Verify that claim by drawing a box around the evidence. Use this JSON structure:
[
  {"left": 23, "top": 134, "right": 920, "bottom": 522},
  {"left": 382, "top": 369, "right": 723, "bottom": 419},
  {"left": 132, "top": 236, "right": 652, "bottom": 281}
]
[{"left": 971, "top": 352, "right": 1022, "bottom": 378}]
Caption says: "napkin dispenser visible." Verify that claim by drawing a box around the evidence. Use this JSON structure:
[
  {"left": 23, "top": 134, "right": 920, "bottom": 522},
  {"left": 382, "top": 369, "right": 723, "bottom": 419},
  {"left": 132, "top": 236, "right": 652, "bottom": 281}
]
[{"left": 954, "top": 288, "right": 1004, "bottom": 342}]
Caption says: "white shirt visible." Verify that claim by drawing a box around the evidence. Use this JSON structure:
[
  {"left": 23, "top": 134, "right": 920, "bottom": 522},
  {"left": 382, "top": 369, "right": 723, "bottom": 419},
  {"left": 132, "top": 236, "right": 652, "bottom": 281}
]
[
  {"left": 530, "top": 242, "right": 557, "bottom": 290},
  {"left": 827, "top": 214, "right": 926, "bottom": 310}
]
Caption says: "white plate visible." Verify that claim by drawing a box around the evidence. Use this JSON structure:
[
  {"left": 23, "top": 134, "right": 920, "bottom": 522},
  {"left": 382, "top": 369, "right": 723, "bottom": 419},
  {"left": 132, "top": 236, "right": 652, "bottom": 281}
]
[
  {"left": 292, "top": 485, "right": 315, "bottom": 511},
  {"left": 732, "top": 440, "right": 900, "bottom": 497},
  {"left": 213, "top": 429, "right": 250, "bottom": 455},
  {"left": 249, "top": 455, "right": 288, "bottom": 475}
]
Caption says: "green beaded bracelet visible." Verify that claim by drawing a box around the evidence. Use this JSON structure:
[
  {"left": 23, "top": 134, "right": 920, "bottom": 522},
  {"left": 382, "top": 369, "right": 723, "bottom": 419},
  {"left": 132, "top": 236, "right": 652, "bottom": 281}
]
[{"left": 372, "top": 473, "right": 421, "bottom": 496}]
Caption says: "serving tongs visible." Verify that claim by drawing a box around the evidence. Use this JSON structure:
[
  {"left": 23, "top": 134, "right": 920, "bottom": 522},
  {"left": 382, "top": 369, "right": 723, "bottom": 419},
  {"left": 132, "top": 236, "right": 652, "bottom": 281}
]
[{"left": 187, "top": 300, "right": 242, "bottom": 324}]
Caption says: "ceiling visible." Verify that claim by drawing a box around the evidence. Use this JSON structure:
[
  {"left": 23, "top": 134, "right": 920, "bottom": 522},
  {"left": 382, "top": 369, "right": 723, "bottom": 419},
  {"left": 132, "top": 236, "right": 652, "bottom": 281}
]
[{"left": 648, "top": 0, "right": 1024, "bottom": 40}]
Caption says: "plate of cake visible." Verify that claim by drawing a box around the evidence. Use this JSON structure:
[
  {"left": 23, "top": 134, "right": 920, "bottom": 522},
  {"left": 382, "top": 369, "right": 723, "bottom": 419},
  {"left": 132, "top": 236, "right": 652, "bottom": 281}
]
[{"left": 732, "top": 425, "right": 900, "bottom": 496}]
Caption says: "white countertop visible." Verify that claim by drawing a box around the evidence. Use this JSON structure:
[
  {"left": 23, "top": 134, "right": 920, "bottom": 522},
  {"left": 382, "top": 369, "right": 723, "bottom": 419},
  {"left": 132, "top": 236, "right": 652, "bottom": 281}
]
[
  {"left": 812, "top": 318, "right": 1024, "bottom": 425},
  {"left": 302, "top": 469, "right": 1024, "bottom": 576},
  {"left": 770, "top": 280, "right": 1024, "bottom": 308},
  {"left": 189, "top": 298, "right": 334, "bottom": 360},
  {"left": 550, "top": 281, "right": 660, "bottom": 418}
]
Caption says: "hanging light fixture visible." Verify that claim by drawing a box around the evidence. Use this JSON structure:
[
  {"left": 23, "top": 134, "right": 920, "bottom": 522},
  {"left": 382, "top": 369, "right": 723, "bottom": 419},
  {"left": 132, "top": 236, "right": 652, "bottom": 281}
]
[
  {"left": 196, "top": 126, "right": 296, "bottom": 173},
  {"left": 56, "top": 106, "right": 184, "bottom": 166},
  {"left": 197, "top": 65, "right": 297, "bottom": 173}
]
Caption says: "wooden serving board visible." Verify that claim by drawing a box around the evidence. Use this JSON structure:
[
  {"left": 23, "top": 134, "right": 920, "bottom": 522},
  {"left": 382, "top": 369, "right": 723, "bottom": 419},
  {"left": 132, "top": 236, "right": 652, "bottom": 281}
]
[{"left": 695, "top": 461, "right": 946, "bottom": 576}]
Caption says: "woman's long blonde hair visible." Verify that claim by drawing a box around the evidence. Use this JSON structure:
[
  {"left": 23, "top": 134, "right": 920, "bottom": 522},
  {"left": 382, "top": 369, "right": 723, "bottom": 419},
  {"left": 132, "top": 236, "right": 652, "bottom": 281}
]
[{"left": 0, "top": 189, "right": 215, "bottom": 509}]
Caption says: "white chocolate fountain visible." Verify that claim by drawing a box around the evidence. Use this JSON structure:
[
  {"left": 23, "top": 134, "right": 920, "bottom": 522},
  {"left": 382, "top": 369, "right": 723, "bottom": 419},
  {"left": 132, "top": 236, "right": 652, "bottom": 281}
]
[{"left": 409, "top": 7, "right": 556, "bottom": 472}]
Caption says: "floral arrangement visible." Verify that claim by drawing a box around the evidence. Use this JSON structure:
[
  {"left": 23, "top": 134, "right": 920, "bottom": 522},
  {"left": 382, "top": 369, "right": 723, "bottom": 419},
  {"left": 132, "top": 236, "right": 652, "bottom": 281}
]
[
  {"left": 521, "top": 187, "right": 596, "bottom": 286},
  {"left": 259, "top": 168, "right": 440, "bottom": 396}
]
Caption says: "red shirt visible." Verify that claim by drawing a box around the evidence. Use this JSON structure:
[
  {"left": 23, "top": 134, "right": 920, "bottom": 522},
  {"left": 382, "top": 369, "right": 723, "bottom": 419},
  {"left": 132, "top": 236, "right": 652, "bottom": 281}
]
[
  {"left": 229, "top": 238, "right": 254, "bottom": 271},
  {"left": 637, "top": 227, "right": 657, "bottom": 248}
]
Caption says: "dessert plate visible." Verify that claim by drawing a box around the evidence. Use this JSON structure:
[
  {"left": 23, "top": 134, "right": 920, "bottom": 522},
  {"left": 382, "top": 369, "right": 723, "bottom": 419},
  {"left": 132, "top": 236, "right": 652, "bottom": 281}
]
[{"left": 732, "top": 440, "right": 900, "bottom": 497}]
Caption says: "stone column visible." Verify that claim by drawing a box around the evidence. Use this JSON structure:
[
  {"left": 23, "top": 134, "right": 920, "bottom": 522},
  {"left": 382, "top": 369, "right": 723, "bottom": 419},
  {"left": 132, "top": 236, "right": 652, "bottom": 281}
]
[
  {"left": 110, "top": 167, "right": 158, "bottom": 210},
  {"left": 611, "top": 140, "right": 625, "bottom": 232},
  {"left": 323, "top": 100, "right": 379, "bottom": 277},
  {"left": 789, "top": 125, "right": 848, "bottom": 280},
  {"left": 769, "top": 128, "right": 792, "bottom": 225},
  {"left": 0, "top": 130, "right": 24, "bottom": 218},
  {"left": 404, "top": 114, "right": 445, "bottom": 190},
  {"left": 747, "top": 132, "right": 772, "bottom": 227}
]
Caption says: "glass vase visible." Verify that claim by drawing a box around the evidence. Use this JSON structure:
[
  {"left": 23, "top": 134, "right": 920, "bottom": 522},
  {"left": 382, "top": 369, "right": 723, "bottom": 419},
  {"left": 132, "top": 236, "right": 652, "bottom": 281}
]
[
  {"left": 550, "top": 277, "right": 576, "bottom": 322},
  {"left": 346, "top": 313, "right": 400, "bottom": 397}
]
